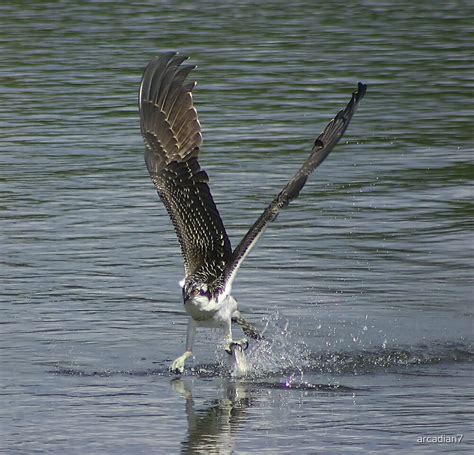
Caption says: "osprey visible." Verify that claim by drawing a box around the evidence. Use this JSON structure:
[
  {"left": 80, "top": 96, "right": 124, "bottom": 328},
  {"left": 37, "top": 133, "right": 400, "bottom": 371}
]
[{"left": 139, "top": 52, "right": 366, "bottom": 374}]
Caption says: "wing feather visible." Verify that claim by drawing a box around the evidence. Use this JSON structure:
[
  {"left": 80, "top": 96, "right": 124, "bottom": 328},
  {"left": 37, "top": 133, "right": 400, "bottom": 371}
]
[
  {"left": 223, "top": 83, "right": 367, "bottom": 287},
  {"left": 139, "top": 53, "right": 232, "bottom": 280}
]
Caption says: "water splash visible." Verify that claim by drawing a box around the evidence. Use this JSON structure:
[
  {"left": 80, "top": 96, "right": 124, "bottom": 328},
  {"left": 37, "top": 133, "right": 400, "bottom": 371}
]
[
  {"left": 210, "top": 309, "right": 473, "bottom": 380},
  {"left": 243, "top": 309, "right": 313, "bottom": 382},
  {"left": 48, "top": 314, "right": 472, "bottom": 380}
]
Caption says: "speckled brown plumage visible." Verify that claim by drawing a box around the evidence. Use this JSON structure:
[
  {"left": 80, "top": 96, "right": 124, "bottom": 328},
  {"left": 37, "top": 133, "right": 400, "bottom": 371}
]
[
  {"left": 139, "top": 53, "right": 231, "bottom": 283},
  {"left": 139, "top": 52, "right": 366, "bottom": 291}
]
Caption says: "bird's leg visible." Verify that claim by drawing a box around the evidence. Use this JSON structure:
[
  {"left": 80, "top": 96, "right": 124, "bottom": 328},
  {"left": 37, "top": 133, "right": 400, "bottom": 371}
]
[
  {"left": 170, "top": 318, "right": 195, "bottom": 374},
  {"left": 231, "top": 311, "right": 265, "bottom": 341},
  {"left": 223, "top": 317, "right": 248, "bottom": 355}
]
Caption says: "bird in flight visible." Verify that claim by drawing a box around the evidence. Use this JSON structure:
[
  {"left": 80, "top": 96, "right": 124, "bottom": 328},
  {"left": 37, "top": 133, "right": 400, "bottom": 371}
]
[{"left": 139, "top": 52, "right": 366, "bottom": 374}]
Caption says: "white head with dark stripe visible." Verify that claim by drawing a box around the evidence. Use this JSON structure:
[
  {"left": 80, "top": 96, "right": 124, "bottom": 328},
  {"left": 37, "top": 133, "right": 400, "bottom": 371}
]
[{"left": 181, "top": 279, "right": 214, "bottom": 304}]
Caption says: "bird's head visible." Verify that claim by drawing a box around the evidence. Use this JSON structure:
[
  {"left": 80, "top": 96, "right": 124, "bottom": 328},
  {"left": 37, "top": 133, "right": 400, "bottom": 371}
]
[{"left": 182, "top": 281, "right": 213, "bottom": 303}]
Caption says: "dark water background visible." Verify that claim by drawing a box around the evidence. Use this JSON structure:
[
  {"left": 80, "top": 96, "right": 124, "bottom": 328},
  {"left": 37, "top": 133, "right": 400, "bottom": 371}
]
[{"left": 1, "top": 1, "right": 472, "bottom": 453}]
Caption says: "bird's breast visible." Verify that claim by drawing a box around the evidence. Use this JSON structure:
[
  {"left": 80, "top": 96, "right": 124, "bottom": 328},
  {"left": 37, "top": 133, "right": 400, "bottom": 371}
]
[{"left": 184, "top": 295, "right": 220, "bottom": 321}]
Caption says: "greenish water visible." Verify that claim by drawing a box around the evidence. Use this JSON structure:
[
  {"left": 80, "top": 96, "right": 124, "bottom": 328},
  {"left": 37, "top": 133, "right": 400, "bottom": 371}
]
[{"left": 1, "top": 1, "right": 472, "bottom": 454}]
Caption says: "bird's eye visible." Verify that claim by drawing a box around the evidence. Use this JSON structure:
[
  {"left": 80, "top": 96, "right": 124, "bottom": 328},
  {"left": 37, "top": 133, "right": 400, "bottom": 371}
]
[{"left": 192, "top": 288, "right": 200, "bottom": 296}]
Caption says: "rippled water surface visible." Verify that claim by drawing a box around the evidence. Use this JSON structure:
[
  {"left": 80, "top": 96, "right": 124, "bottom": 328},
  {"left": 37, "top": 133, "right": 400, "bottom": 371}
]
[{"left": 1, "top": 1, "right": 472, "bottom": 454}]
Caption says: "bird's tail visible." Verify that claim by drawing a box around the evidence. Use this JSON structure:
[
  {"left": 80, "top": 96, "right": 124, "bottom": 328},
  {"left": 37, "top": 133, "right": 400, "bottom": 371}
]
[{"left": 231, "top": 315, "right": 264, "bottom": 340}]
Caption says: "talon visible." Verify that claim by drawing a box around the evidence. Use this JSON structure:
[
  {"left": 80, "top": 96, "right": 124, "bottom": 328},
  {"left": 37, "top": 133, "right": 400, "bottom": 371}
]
[
  {"left": 169, "top": 351, "right": 192, "bottom": 374},
  {"left": 169, "top": 361, "right": 185, "bottom": 375},
  {"left": 225, "top": 339, "right": 249, "bottom": 355},
  {"left": 170, "top": 367, "right": 184, "bottom": 375}
]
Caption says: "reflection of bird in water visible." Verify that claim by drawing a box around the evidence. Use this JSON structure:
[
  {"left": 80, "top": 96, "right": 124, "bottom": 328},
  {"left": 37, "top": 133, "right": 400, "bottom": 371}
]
[
  {"left": 171, "top": 376, "right": 355, "bottom": 454},
  {"left": 139, "top": 53, "right": 367, "bottom": 374},
  {"left": 172, "top": 378, "right": 253, "bottom": 454}
]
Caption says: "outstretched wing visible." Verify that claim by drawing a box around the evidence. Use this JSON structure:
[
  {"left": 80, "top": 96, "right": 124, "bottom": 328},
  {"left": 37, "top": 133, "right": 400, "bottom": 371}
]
[
  {"left": 223, "top": 83, "right": 367, "bottom": 287},
  {"left": 139, "top": 53, "right": 232, "bottom": 280}
]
